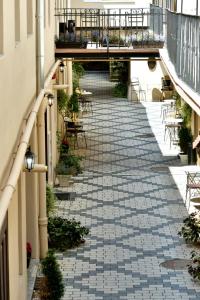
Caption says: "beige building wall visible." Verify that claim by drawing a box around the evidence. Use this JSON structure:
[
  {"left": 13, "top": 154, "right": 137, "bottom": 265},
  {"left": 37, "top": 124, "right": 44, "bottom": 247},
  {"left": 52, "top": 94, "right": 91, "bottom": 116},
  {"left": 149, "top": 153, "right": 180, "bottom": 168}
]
[
  {"left": 0, "top": 0, "right": 56, "bottom": 299},
  {"left": 0, "top": 0, "right": 36, "bottom": 186}
]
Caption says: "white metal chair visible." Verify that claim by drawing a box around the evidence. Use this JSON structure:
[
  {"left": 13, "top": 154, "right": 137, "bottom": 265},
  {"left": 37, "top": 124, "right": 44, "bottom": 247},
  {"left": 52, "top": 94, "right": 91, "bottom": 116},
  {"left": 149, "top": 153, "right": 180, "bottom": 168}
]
[{"left": 185, "top": 172, "right": 200, "bottom": 206}]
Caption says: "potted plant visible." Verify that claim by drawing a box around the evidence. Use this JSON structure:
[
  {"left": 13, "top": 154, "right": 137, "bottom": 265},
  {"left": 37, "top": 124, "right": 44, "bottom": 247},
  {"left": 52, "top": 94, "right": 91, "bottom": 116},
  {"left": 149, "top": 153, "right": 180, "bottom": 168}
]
[
  {"left": 55, "top": 160, "right": 73, "bottom": 187},
  {"left": 55, "top": 151, "right": 83, "bottom": 186},
  {"left": 178, "top": 212, "right": 200, "bottom": 244},
  {"left": 178, "top": 126, "right": 193, "bottom": 164},
  {"left": 67, "top": 93, "right": 79, "bottom": 120}
]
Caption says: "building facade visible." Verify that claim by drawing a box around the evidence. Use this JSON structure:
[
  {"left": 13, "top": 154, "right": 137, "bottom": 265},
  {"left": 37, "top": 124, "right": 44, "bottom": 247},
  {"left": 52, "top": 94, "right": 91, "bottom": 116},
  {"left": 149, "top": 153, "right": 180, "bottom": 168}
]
[{"left": 0, "top": 1, "right": 61, "bottom": 299}]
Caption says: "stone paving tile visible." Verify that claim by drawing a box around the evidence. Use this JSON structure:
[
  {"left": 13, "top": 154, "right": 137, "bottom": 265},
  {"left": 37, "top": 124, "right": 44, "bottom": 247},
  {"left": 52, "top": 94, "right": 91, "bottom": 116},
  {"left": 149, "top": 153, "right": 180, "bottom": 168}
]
[{"left": 57, "top": 71, "right": 200, "bottom": 299}]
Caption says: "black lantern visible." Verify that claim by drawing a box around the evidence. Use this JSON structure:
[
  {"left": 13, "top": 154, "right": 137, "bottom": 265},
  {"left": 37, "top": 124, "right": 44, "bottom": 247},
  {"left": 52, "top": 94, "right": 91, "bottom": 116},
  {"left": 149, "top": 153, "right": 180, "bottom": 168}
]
[
  {"left": 25, "top": 147, "right": 35, "bottom": 171},
  {"left": 45, "top": 92, "right": 54, "bottom": 107},
  {"left": 59, "top": 61, "right": 65, "bottom": 72}
]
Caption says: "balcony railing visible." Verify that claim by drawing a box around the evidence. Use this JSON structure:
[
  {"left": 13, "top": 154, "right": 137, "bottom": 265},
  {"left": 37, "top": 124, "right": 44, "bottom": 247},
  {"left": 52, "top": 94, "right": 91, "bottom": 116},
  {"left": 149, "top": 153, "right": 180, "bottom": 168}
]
[
  {"left": 167, "top": 10, "right": 200, "bottom": 94},
  {"left": 55, "top": 5, "right": 164, "bottom": 49}
]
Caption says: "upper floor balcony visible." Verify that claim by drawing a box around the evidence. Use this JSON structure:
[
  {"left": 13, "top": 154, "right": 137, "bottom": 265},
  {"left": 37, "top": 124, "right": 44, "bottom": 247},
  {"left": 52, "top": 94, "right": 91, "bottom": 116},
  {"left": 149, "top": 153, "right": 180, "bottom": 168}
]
[{"left": 55, "top": 5, "right": 165, "bottom": 57}]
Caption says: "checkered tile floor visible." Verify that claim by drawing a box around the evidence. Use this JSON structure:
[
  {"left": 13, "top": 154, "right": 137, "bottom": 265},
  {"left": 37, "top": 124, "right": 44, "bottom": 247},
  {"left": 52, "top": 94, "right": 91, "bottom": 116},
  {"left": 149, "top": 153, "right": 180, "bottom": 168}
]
[{"left": 56, "top": 71, "right": 200, "bottom": 300}]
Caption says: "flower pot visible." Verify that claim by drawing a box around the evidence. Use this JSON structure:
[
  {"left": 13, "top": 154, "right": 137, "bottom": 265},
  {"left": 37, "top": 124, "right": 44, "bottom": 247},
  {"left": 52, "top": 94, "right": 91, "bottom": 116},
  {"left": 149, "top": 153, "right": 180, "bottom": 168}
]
[
  {"left": 57, "top": 174, "right": 73, "bottom": 187},
  {"left": 27, "top": 255, "right": 31, "bottom": 268},
  {"left": 179, "top": 153, "right": 188, "bottom": 165}
]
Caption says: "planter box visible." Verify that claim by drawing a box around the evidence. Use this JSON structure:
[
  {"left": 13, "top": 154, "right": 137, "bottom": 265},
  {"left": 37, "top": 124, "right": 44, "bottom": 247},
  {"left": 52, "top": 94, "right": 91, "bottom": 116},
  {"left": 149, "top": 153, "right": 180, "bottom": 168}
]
[
  {"left": 56, "top": 175, "right": 73, "bottom": 187},
  {"left": 133, "top": 41, "right": 164, "bottom": 48},
  {"left": 179, "top": 153, "right": 188, "bottom": 165},
  {"left": 55, "top": 41, "right": 87, "bottom": 49}
]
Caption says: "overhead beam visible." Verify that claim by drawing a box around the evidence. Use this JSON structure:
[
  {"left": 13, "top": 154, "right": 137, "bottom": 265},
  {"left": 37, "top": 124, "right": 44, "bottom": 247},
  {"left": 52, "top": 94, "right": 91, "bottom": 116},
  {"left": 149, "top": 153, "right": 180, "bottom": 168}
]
[{"left": 55, "top": 48, "right": 160, "bottom": 59}]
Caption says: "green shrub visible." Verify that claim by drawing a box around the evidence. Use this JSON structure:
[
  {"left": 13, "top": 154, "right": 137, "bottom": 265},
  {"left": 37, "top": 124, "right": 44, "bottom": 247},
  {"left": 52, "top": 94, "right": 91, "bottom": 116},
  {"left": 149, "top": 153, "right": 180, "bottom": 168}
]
[
  {"left": 113, "top": 83, "right": 128, "bottom": 98},
  {"left": 57, "top": 90, "right": 68, "bottom": 116},
  {"left": 41, "top": 250, "right": 64, "bottom": 300},
  {"left": 72, "top": 62, "right": 85, "bottom": 78},
  {"left": 178, "top": 126, "right": 193, "bottom": 154},
  {"left": 55, "top": 160, "right": 73, "bottom": 175},
  {"left": 188, "top": 250, "right": 200, "bottom": 280},
  {"left": 67, "top": 93, "right": 79, "bottom": 113},
  {"left": 55, "top": 154, "right": 83, "bottom": 176},
  {"left": 46, "top": 185, "right": 56, "bottom": 217},
  {"left": 72, "top": 63, "right": 85, "bottom": 91},
  {"left": 182, "top": 102, "right": 192, "bottom": 126},
  {"left": 48, "top": 217, "right": 90, "bottom": 251},
  {"left": 178, "top": 212, "right": 200, "bottom": 244},
  {"left": 73, "top": 72, "right": 79, "bottom": 91}
]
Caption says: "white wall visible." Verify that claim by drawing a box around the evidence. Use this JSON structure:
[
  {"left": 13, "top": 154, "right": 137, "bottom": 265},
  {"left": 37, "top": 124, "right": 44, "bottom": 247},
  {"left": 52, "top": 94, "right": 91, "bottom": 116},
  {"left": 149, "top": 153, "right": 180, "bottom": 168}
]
[
  {"left": 129, "top": 59, "right": 167, "bottom": 101},
  {"left": 71, "top": 0, "right": 152, "bottom": 9},
  {"left": 177, "top": 0, "right": 199, "bottom": 15}
]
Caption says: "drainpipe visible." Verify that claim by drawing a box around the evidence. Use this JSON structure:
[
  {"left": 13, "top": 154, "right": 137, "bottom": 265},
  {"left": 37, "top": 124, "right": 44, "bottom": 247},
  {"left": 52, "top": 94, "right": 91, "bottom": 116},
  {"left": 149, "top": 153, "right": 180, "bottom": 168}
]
[
  {"left": 36, "top": 0, "right": 48, "bottom": 259},
  {"left": 36, "top": 0, "right": 44, "bottom": 92}
]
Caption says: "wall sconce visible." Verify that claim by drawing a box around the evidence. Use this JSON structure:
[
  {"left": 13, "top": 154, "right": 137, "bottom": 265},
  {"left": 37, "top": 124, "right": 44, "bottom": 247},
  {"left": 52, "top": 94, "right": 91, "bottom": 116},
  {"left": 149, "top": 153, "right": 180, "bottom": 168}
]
[
  {"left": 59, "top": 61, "right": 65, "bottom": 73},
  {"left": 45, "top": 92, "right": 54, "bottom": 107},
  {"left": 25, "top": 146, "right": 35, "bottom": 171}
]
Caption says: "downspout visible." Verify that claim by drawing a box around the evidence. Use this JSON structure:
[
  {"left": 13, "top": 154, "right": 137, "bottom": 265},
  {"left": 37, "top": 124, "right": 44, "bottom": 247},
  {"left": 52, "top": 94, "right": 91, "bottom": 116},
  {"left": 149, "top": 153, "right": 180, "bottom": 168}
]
[
  {"left": 36, "top": 0, "right": 44, "bottom": 92},
  {"left": 36, "top": 0, "right": 48, "bottom": 258}
]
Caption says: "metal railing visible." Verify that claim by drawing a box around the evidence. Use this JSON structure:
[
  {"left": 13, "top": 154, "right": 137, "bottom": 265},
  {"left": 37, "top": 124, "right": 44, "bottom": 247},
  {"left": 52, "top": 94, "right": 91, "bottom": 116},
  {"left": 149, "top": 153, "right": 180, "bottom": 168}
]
[
  {"left": 55, "top": 6, "right": 164, "bottom": 48},
  {"left": 167, "top": 10, "right": 200, "bottom": 93}
]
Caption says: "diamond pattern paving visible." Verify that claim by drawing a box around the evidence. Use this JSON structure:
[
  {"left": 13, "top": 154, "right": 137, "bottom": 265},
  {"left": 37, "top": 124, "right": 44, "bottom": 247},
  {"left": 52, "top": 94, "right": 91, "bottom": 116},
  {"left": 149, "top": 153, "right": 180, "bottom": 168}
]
[{"left": 57, "top": 71, "right": 200, "bottom": 299}]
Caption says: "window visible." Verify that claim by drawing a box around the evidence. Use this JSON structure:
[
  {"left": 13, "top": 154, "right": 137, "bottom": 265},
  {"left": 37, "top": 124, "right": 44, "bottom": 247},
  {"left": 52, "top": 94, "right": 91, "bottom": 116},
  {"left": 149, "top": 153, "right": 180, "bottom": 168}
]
[
  {"left": 15, "top": 0, "right": 20, "bottom": 43},
  {"left": 27, "top": 0, "right": 33, "bottom": 35},
  {"left": 0, "top": 0, "right": 3, "bottom": 53}
]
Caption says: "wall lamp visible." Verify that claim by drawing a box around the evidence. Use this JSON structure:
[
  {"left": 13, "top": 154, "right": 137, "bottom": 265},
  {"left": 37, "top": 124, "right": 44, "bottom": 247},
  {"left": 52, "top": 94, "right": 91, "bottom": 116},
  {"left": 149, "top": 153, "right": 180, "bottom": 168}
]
[
  {"left": 25, "top": 146, "right": 35, "bottom": 171},
  {"left": 59, "top": 61, "right": 65, "bottom": 73},
  {"left": 45, "top": 92, "right": 54, "bottom": 107}
]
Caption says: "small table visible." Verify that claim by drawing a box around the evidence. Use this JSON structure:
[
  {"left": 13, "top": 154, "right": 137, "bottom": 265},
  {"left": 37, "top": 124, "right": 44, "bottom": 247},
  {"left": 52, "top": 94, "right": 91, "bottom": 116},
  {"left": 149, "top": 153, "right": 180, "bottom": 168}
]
[
  {"left": 164, "top": 118, "right": 183, "bottom": 147},
  {"left": 77, "top": 90, "right": 93, "bottom": 113},
  {"left": 164, "top": 117, "right": 183, "bottom": 124}
]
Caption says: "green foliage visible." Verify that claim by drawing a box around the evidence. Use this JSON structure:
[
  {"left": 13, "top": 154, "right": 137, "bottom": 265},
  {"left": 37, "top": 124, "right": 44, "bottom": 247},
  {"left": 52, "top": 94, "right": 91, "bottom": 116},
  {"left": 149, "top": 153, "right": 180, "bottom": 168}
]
[
  {"left": 108, "top": 35, "right": 125, "bottom": 46},
  {"left": 57, "top": 90, "right": 68, "bottom": 116},
  {"left": 178, "top": 126, "right": 193, "bottom": 154},
  {"left": 113, "top": 83, "right": 128, "bottom": 98},
  {"left": 188, "top": 250, "right": 200, "bottom": 280},
  {"left": 111, "top": 61, "right": 128, "bottom": 83},
  {"left": 72, "top": 63, "right": 85, "bottom": 91},
  {"left": 60, "top": 139, "right": 70, "bottom": 158},
  {"left": 182, "top": 102, "right": 192, "bottom": 127},
  {"left": 73, "top": 72, "right": 80, "bottom": 91},
  {"left": 41, "top": 250, "right": 64, "bottom": 300},
  {"left": 55, "top": 160, "right": 72, "bottom": 175},
  {"left": 55, "top": 154, "right": 83, "bottom": 176},
  {"left": 67, "top": 93, "right": 79, "bottom": 113},
  {"left": 72, "top": 62, "right": 85, "bottom": 78},
  {"left": 178, "top": 212, "right": 200, "bottom": 244},
  {"left": 48, "top": 217, "right": 90, "bottom": 251},
  {"left": 46, "top": 184, "right": 56, "bottom": 217}
]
